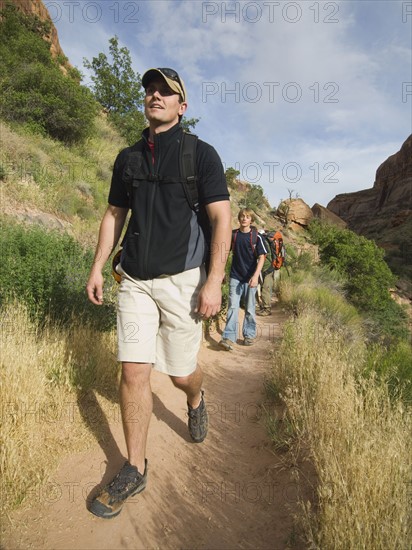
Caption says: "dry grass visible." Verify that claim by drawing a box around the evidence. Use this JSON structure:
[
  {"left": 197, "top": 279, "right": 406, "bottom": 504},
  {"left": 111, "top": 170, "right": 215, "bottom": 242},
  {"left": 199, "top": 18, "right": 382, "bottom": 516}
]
[
  {"left": 0, "top": 300, "right": 119, "bottom": 521},
  {"left": 268, "top": 301, "right": 412, "bottom": 549}
]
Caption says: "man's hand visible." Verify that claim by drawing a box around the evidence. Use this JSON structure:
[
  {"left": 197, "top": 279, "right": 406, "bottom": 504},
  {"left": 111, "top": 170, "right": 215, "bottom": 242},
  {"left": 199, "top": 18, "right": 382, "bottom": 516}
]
[
  {"left": 85, "top": 205, "right": 128, "bottom": 306},
  {"left": 86, "top": 271, "right": 104, "bottom": 305},
  {"left": 249, "top": 274, "right": 259, "bottom": 288},
  {"left": 195, "top": 279, "right": 222, "bottom": 319}
]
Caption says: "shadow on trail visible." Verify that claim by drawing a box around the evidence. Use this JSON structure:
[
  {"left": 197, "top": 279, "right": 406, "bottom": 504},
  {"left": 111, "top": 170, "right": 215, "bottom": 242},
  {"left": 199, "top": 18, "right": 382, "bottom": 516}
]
[
  {"left": 76, "top": 389, "right": 125, "bottom": 504},
  {"left": 152, "top": 393, "right": 190, "bottom": 441},
  {"left": 61, "top": 327, "right": 127, "bottom": 503}
]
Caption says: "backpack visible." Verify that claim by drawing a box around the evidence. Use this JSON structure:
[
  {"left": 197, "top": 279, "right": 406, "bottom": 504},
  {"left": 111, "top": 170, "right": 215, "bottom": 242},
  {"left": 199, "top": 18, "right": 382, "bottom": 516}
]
[
  {"left": 263, "top": 231, "right": 285, "bottom": 276},
  {"left": 112, "top": 132, "right": 202, "bottom": 282}
]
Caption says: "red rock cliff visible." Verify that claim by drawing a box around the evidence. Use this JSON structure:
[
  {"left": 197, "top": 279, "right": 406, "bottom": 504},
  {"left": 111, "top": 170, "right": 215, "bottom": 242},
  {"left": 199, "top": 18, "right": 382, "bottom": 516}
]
[{"left": 327, "top": 135, "right": 412, "bottom": 242}]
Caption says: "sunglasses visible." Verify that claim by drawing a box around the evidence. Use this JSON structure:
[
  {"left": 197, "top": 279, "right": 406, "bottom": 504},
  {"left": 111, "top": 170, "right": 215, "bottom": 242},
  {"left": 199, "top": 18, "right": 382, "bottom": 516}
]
[{"left": 158, "top": 67, "right": 183, "bottom": 88}]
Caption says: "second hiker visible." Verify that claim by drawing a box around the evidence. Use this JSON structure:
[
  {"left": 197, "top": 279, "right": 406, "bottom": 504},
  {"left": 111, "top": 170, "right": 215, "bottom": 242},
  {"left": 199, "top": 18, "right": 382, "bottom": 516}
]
[{"left": 219, "top": 208, "right": 267, "bottom": 350}]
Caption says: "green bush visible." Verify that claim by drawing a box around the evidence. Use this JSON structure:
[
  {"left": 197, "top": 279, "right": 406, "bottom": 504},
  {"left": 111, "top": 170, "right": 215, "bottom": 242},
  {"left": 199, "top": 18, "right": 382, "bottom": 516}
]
[
  {"left": 225, "top": 167, "right": 240, "bottom": 188},
  {"left": 245, "top": 184, "right": 266, "bottom": 210},
  {"left": 285, "top": 246, "right": 313, "bottom": 272},
  {"left": 365, "top": 341, "right": 412, "bottom": 405},
  {"left": 0, "top": 221, "right": 115, "bottom": 329},
  {"left": 0, "top": 3, "right": 98, "bottom": 144},
  {"left": 309, "top": 220, "right": 408, "bottom": 343}
]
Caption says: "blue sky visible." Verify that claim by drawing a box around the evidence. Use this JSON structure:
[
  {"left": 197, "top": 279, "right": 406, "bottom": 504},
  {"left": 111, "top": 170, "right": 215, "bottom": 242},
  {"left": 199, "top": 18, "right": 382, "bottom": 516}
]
[{"left": 49, "top": 0, "right": 412, "bottom": 208}]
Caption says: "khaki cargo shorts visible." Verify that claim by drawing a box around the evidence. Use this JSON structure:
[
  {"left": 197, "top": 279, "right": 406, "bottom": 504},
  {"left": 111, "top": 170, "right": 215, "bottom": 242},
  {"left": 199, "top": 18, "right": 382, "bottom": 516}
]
[{"left": 116, "top": 265, "right": 206, "bottom": 377}]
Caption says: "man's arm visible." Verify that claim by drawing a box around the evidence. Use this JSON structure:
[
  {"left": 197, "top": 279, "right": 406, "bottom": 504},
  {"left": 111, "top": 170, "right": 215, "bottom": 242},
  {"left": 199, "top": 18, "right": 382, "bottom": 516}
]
[
  {"left": 249, "top": 254, "right": 266, "bottom": 288},
  {"left": 86, "top": 205, "right": 129, "bottom": 305},
  {"left": 196, "top": 200, "right": 232, "bottom": 319}
]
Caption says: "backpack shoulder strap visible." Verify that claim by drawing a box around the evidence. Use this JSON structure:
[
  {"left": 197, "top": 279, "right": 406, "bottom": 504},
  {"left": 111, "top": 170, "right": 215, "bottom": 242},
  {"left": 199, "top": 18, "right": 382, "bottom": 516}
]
[
  {"left": 179, "top": 132, "right": 199, "bottom": 212},
  {"left": 232, "top": 228, "right": 239, "bottom": 251},
  {"left": 122, "top": 140, "right": 145, "bottom": 206},
  {"left": 232, "top": 228, "right": 259, "bottom": 256},
  {"left": 250, "top": 227, "right": 258, "bottom": 246},
  {"left": 250, "top": 226, "right": 258, "bottom": 256}
]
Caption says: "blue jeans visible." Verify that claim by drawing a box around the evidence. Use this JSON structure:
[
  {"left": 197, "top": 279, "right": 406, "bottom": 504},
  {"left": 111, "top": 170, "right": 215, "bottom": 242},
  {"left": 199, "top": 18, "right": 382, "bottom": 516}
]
[{"left": 222, "top": 278, "right": 257, "bottom": 342}]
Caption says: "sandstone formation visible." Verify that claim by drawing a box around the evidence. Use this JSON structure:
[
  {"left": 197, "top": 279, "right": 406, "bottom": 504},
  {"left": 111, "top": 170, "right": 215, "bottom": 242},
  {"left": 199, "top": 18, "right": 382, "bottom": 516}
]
[
  {"left": 277, "top": 198, "right": 314, "bottom": 231},
  {"left": 327, "top": 135, "right": 412, "bottom": 280},
  {"left": 311, "top": 203, "right": 347, "bottom": 228},
  {"left": 327, "top": 135, "right": 411, "bottom": 235}
]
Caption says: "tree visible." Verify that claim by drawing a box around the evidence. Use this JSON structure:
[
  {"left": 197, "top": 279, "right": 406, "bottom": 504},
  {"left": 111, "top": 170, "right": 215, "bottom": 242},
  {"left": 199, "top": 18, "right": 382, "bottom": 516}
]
[
  {"left": 277, "top": 200, "right": 290, "bottom": 227},
  {"left": 245, "top": 184, "right": 265, "bottom": 211},
  {"left": 84, "top": 36, "right": 146, "bottom": 144},
  {"left": 181, "top": 116, "right": 200, "bottom": 132},
  {"left": 84, "top": 37, "right": 198, "bottom": 144},
  {"left": 225, "top": 167, "right": 240, "bottom": 188},
  {"left": 83, "top": 36, "right": 143, "bottom": 115},
  {"left": 287, "top": 188, "right": 299, "bottom": 199}
]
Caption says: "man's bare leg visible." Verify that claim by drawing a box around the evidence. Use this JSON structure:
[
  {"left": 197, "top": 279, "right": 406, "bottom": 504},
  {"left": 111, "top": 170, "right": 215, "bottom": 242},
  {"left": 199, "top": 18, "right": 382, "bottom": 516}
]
[
  {"left": 120, "top": 362, "right": 152, "bottom": 474},
  {"left": 171, "top": 364, "right": 203, "bottom": 408}
]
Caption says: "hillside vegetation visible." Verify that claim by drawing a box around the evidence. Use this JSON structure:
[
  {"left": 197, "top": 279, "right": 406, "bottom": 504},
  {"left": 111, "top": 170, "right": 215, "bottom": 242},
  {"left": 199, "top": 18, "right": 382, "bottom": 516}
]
[
  {"left": 0, "top": 116, "right": 126, "bottom": 245},
  {"left": 267, "top": 266, "right": 411, "bottom": 548},
  {"left": 0, "top": 2, "right": 96, "bottom": 143}
]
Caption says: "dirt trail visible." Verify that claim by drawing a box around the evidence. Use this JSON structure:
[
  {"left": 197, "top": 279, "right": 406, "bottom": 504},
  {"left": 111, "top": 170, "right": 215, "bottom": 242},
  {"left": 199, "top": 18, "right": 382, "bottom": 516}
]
[{"left": 3, "top": 307, "right": 312, "bottom": 550}]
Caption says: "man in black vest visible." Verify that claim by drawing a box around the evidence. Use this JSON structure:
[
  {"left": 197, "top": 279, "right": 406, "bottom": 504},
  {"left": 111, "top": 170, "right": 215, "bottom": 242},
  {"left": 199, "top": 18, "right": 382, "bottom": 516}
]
[{"left": 86, "top": 68, "right": 231, "bottom": 518}]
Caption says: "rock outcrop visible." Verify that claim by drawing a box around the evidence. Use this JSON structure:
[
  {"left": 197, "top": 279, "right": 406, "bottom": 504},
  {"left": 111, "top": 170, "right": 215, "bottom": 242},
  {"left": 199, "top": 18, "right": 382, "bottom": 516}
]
[
  {"left": 277, "top": 198, "right": 313, "bottom": 231},
  {"left": 327, "top": 135, "right": 412, "bottom": 280},
  {"left": 327, "top": 135, "right": 411, "bottom": 238},
  {"left": 311, "top": 203, "right": 347, "bottom": 228}
]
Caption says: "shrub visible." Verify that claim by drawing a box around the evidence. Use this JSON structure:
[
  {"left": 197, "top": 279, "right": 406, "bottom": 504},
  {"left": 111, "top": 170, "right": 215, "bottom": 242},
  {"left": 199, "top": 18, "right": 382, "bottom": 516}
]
[
  {"left": 365, "top": 341, "right": 412, "bottom": 405},
  {"left": 0, "top": 220, "right": 116, "bottom": 329},
  {"left": 0, "top": 3, "right": 98, "bottom": 143},
  {"left": 285, "top": 246, "right": 313, "bottom": 272},
  {"left": 309, "top": 220, "right": 408, "bottom": 342},
  {"left": 225, "top": 167, "right": 240, "bottom": 188},
  {"left": 245, "top": 184, "right": 266, "bottom": 210}
]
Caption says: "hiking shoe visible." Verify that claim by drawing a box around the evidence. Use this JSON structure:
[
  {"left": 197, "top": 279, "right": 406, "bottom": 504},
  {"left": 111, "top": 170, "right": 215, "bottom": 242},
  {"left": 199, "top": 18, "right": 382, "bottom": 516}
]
[
  {"left": 244, "top": 338, "right": 254, "bottom": 346},
  {"left": 188, "top": 390, "right": 208, "bottom": 443},
  {"left": 89, "top": 460, "right": 148, "bottom": 519},
  {"left": 219, "top": 338, "right": 233, "bottom": 351},
  {"left": 257, "top": 309, "right": 271, "bottom": 316}
]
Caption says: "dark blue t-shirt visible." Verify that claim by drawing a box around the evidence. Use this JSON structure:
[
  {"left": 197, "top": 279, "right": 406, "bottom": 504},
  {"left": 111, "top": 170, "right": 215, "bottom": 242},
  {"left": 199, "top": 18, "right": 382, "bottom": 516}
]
[{"left": 230, "top": 230, "right": 267, "bottom": 283}]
